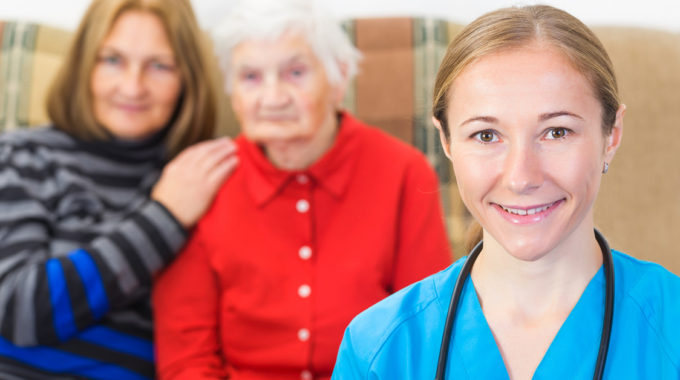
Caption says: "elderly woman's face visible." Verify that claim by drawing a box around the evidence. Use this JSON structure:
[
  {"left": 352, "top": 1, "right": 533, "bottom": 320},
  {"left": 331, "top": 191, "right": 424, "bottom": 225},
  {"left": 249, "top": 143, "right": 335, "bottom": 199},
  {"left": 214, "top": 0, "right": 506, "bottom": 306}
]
[
  {"left": 90, "top": 11, "right": 182, "bottom": 140},
  {"left": 442, "top": 43, "right": 622, "bottom": 261},
  {"left": 229, "top": 32, "right": 341, "bottom": 144}
]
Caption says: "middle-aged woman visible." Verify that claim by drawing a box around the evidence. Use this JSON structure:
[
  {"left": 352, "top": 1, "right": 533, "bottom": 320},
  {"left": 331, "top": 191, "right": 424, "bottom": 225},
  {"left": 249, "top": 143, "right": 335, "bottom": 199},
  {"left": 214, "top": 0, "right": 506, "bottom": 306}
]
[
  {"left": 152, "top": 0, "right": 452, "bottom": 379},
  {"left": 0, "top": 0, "right": 237, "bottom": 379},
  {"left": 331, "top": 5, "right": 680, "bottom": 380}
]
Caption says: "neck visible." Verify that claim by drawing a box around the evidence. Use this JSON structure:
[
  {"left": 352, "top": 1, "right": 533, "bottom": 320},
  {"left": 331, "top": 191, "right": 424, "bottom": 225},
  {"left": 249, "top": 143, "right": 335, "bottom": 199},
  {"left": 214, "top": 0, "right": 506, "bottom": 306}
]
[
  {"left": 471, "top": 222, "right": 602, "bottom": 322},
  {"left": 263, "top": 112, "right": 339, "bottom": 171}
]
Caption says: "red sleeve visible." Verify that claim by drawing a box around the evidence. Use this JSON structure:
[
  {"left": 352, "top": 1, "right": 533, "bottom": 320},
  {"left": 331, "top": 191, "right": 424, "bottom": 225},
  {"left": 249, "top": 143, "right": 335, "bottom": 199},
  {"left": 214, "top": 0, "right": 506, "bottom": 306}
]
[
  {"left": 392, "top": 154, "right": 452, "bottom": 290},
  {"left": 152, "top": 225, "right": 226, "bottom": 380}
]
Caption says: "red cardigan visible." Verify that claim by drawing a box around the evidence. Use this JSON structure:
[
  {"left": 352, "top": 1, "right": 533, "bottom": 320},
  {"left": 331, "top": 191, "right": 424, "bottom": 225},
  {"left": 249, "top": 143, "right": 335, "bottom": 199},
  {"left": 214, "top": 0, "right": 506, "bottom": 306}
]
[{"left": 153, "top": 113, "right": 452, "bottom": 380}]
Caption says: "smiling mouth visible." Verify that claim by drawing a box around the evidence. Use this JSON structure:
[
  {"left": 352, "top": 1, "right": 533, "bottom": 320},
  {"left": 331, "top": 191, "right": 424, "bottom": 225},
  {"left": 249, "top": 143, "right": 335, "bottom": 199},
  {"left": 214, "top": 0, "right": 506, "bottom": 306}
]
[
  {"left": 497, "top": 199, "right": 564, "bottom": 216},
  {"left": 116, "top": 104, "right": 148, "bottom": 112},
  {"left": 258, "top": 112, "right": 297, "bottom": 119}
]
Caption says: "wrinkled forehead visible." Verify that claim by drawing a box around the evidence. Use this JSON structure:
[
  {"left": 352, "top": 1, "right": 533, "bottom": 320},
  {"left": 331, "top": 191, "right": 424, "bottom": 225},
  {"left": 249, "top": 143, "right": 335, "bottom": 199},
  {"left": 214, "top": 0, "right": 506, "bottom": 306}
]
[{"left": 230, "top": 31, "right": 319, "bottom": 69}]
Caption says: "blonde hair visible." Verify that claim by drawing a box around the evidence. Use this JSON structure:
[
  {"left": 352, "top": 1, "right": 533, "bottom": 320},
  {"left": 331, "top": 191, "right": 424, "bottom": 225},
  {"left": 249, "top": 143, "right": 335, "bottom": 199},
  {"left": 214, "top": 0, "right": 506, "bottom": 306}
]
[
  {"left": 47, "top": 0, "right": 224, "bottom": 157},
  {"left": 432, "top": 5, "right": 621, "bottom": 249},
  {"left": 433, "top": 5, "right": 620, "bottom": 141}
]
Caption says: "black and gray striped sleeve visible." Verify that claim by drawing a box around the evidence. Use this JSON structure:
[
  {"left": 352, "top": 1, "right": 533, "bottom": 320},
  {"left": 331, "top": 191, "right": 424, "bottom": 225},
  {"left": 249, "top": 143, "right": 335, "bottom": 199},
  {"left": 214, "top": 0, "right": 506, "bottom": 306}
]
[{"left": 0, "top": 135, "right": 187, "bottom": 347}]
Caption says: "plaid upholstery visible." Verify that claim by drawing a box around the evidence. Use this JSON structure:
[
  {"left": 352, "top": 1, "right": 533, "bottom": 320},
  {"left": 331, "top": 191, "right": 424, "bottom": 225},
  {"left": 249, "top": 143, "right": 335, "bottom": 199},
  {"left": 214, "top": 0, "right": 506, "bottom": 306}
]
[
  {"left": 344, "top": 18, "right": 470, "bottom": 253},
  {"left": 0, "top": 21, "right": 71, "bottom": 130},
  {"left": 1, "top": 18, "right": 679, "bottom": 272},
  {"left": 342, "top": 18, "right": 472, "bottom": 256}
]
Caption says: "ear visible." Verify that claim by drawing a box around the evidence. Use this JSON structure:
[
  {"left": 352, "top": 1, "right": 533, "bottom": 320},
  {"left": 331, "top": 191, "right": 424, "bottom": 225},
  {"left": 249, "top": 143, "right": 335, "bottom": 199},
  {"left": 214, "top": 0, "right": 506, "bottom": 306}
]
[
  {"left": 604, "top": 104, "right": 625, "bottom": 163},
  {"left": 332, "top": 63, "right": 351, "bottom": 108},
  {"left": 432, "top": 116, "right": 452, "bottom": 160}
]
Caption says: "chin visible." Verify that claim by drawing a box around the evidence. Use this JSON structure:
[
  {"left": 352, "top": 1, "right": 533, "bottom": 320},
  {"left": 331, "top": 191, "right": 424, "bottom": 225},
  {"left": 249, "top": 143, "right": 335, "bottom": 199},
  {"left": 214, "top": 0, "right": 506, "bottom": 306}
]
[
  {"left": 106, "top": 124, "right": 161, "bottom": 140},
  {"left": 504, "top": 245, "right": 552, "bottom": 262},
  {"left": 490, "top": 228, "right": 561, "bottom": 263}
]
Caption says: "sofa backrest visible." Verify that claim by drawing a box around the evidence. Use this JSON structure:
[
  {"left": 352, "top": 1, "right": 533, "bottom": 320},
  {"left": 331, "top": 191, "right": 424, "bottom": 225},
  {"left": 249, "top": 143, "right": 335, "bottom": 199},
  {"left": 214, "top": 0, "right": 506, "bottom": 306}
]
[
  {"left": 1, "top": 18, "right": 678, "bottom": 274},
  {"left": 591, "top": 26, "right": 680, "bottom": 274},
  {"left": 0, "top": 21, "right": 71, "bottom": 130}
]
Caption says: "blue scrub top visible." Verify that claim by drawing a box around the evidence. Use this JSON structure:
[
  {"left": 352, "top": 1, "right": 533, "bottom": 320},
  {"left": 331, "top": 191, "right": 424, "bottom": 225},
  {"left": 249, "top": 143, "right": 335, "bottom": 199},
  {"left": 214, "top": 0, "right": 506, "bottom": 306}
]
[{"left": 331, "top": 250, "right": 680, "bottom": 379}]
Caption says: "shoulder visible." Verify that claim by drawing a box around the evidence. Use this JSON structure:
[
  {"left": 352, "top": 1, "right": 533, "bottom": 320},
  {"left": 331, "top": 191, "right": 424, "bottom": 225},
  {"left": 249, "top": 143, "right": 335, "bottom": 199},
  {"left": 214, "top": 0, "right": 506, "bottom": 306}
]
[
  {"left": 614, "top": 250, "right": 680, "bottom": 300},
  {"left": 0, "top": 126, "right": 75, "bottom": 148},
  {"left": 341, "top": 113, "right": 438, "bottom": 187},
  {"left": 342, "top": 113, "right": 431, "bottom": 165},
  {"left": 341, "top": 259, "right": 464, "bottom": 369},
  {"left": 613, "top": 250, "right": 680, "bottom": 365},
  {"left": 197, "top": 135, "right": 250, "bottom": 221},
  {"left": 0, "top": 126, "right": 77, "bottom": 161}
]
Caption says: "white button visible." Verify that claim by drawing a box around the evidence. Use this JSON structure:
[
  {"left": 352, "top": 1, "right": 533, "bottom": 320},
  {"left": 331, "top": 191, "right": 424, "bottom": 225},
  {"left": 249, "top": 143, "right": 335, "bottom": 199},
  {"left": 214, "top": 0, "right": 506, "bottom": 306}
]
[
  {"left": 299, "top": 246, "right": 312, "bottom": 260},
  {"left": 298, "top": 328, "right": 310, "bottom": 341},
  {"left": 296, "top": 199, "right": 310, "bottom": 213},
  {"left": 298, "top": 284, "right": 311, "bottom": 298},
  {"left": 296, "top": 174, "right": 309, "bottom": 184},
  {"left": 300, "top": 370, "right": 313, "bottom": 380}
]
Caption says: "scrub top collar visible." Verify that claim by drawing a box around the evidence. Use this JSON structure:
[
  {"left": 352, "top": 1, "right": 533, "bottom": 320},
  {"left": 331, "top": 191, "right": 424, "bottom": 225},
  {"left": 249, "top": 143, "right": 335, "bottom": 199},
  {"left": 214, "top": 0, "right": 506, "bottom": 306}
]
[{"left": 441, "top": 264, "right": 607, "bottom": 379}]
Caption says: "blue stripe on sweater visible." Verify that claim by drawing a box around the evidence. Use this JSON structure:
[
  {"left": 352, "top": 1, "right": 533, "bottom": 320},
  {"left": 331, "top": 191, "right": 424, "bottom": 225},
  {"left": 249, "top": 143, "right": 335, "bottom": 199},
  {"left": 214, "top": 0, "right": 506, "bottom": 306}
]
[
  {"left": 68, "top": 249, "right": 109, "bottom": 320},
  {"left": 46, "top": 259, "right": 76, "bottom": 341},
  {"left": 78, "top": 326, "right": 154, "bottom": 362},
  {"left": 0, "top": 337, "right": 151, "bottom": 380}
]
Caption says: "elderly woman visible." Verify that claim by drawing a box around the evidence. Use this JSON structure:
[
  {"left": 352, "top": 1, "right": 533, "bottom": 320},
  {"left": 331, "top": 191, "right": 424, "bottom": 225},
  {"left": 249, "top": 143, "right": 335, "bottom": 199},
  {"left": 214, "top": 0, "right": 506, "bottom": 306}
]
[
  {"left": 152, "top": 0, "right": 452, "bottom": 379},
  {"left": 331, "top": 5, "right": 680, "bottom": 380},
  {"left": 0, "top": 0, "right": 236, "bottom": 378}
]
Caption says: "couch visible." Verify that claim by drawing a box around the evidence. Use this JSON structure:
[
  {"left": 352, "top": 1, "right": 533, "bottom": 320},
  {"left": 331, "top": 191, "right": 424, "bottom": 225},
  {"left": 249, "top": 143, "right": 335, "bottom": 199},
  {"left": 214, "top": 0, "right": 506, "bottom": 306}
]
[{"left": 1, "top": 18, "right": 678, "bottom": 274}]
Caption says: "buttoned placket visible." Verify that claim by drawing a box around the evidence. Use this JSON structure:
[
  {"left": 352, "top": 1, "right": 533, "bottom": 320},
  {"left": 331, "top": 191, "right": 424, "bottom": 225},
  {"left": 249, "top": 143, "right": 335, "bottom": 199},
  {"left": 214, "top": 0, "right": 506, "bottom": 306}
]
[{"left": 293, "top": 173, "right": 315, "bottom": 377}]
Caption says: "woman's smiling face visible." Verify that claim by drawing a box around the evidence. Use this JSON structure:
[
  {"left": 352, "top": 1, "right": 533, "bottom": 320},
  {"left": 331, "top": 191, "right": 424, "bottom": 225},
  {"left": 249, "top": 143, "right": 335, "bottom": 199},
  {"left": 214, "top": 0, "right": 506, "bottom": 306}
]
[
  {"left": 90, "top": 11, "right": 182, "bottom": 140},
  {"left": 442, "top": 42, "right": 623, "bottom": 261}
]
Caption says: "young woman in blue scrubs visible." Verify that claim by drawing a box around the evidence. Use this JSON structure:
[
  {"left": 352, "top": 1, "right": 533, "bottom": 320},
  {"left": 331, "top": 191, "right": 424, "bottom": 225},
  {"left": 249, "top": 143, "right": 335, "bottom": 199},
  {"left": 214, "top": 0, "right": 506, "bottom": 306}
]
[{"left": 331, "top": 5, "right": 680, "bottom": 379}]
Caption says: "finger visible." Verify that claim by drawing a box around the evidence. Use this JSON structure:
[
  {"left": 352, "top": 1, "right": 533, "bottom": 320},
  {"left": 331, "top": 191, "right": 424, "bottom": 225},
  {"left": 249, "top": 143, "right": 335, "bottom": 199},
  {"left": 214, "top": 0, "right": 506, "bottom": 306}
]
[
  {"left": 178, "top": 137, "right": 238, "bottom": 168},
  {"left": 190, "top": 140, "right": 241, "bottom": 175},
  {"left": 205, "top": 155, "right": 240, "bottom": 188}
]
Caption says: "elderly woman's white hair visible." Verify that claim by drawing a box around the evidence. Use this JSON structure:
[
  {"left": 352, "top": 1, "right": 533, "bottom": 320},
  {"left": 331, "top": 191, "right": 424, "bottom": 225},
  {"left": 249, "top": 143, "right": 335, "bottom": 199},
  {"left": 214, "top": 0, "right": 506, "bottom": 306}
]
[{"left": 212, "top": 0, "right": 361, "bottom": 92}]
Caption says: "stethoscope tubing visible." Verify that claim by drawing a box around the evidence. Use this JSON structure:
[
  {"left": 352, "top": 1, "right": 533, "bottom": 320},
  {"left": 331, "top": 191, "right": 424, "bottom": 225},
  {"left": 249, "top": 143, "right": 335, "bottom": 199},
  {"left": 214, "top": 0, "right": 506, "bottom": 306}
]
[{"left": 434, "top": 229, "right": 615, "bottom": 380}]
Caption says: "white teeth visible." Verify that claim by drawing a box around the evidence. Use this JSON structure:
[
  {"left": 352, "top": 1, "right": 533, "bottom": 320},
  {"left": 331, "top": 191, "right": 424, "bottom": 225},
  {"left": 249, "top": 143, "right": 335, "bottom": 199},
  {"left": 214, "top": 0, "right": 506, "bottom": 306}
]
[{"left": 502, "top": 204, "right": 551, "bottom": 216}]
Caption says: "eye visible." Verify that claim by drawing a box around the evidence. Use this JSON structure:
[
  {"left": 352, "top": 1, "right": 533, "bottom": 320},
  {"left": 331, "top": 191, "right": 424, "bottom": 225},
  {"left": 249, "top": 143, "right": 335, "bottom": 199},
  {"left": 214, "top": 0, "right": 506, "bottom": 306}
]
[
  {"left": 99, "top": 55, "right": 121, "bottom": 65},
  {"left": 240, "top": 71, "right": 261, "bottom": 83},
  {"left": 285, "top": 66, "right": 307, "bottom": 80},
  {"left": 149, "top": 61, "right": 175, "bottom": 71},
  {"left": 472, "top": 129, "right": 499, "bottom": 143},
  {"left": 545, "top": 127, "right": 571, "bottom": 140}
]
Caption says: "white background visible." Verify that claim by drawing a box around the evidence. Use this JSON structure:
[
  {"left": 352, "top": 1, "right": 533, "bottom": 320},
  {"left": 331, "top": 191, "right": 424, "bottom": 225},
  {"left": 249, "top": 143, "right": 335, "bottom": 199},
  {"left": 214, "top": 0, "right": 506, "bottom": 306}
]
[{"left": 1, "top": 0, "right": 679, "bottom": 32}]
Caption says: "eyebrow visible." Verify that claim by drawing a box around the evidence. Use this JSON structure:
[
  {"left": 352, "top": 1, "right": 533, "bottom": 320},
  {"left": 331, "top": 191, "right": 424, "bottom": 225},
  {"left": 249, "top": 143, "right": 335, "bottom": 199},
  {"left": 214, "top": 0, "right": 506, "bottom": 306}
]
[
  {"left": 459, "top": 116, "right": 498, "bottom": 128},
  {"left": 284, "top": 54, "right": 305, "bottom": 63},
  {"left": 98, "top": 46, "right": 175, "bottom": 61},
  {"left": 459, "top": 111, "right": 583, "bottom": 127},
  {"left": 235, "top": 53, "right": 307, "bottom": 70},
  {"left": 539, "top": 111, "right": 584, "bottom": 121}
]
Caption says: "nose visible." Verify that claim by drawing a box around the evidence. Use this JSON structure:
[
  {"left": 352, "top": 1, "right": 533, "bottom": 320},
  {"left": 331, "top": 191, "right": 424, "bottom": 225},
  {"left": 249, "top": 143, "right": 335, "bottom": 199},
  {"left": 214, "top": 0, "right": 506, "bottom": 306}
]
[
  {"left": 502, "top": 143, "right": 543, "bottom": 194},
  {"left": 119, "top": 65, "right": 146, "bottom": 98},
  {"left": 261, "top": 74, "right": 290, "bottom": 108}
]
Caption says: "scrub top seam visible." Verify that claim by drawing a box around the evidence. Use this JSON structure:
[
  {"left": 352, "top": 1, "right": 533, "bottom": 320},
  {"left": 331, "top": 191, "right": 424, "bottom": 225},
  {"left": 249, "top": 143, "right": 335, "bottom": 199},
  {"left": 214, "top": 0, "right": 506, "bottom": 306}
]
[
  {"left": 432, "top": 260, "right": 464, "bottom": 312},
  {"left": 626, "top": 285, "right": 680, "bottom": 371},
  {"left": 365, "top": 279, "right": 442, "bottom": 377},
  {"left": 617, "top": 251, "right": 680, "bottom": 371}
]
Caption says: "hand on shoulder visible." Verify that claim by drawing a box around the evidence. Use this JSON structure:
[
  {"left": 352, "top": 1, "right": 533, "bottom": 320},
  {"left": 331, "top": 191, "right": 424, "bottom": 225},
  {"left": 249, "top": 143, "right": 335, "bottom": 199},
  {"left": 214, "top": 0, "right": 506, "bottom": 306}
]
[{"left": 151, "top": 137, "right": 239, "bottom": 228}]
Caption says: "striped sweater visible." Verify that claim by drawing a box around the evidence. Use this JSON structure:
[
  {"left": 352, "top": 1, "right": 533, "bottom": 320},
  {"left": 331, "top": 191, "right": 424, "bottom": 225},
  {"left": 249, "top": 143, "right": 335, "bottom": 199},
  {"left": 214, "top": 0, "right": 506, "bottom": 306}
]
[{"left": 0, "top": 126, "right": 187, "bottom": 379}]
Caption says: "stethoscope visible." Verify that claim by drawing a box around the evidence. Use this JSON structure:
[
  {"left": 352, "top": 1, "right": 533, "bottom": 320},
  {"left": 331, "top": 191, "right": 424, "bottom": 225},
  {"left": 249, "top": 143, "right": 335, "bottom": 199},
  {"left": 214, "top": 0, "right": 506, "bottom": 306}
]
[{"left": 435, "top": 229, "right": 615, "bottom": 380}]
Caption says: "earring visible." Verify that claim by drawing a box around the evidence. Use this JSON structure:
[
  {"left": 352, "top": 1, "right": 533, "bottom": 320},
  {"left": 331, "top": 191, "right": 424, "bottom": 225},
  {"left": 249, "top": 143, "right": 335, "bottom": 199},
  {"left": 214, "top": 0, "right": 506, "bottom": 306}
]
[{"left": 602, "top": 162, "right": 609, "bottom": 174}]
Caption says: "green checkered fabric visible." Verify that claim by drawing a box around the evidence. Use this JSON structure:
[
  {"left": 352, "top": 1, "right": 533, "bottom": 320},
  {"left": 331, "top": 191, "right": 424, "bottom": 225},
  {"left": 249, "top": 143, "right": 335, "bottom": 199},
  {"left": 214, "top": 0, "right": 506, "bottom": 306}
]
[{"left": 0, "top": 21, "right": 71, "bottom": 132}]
